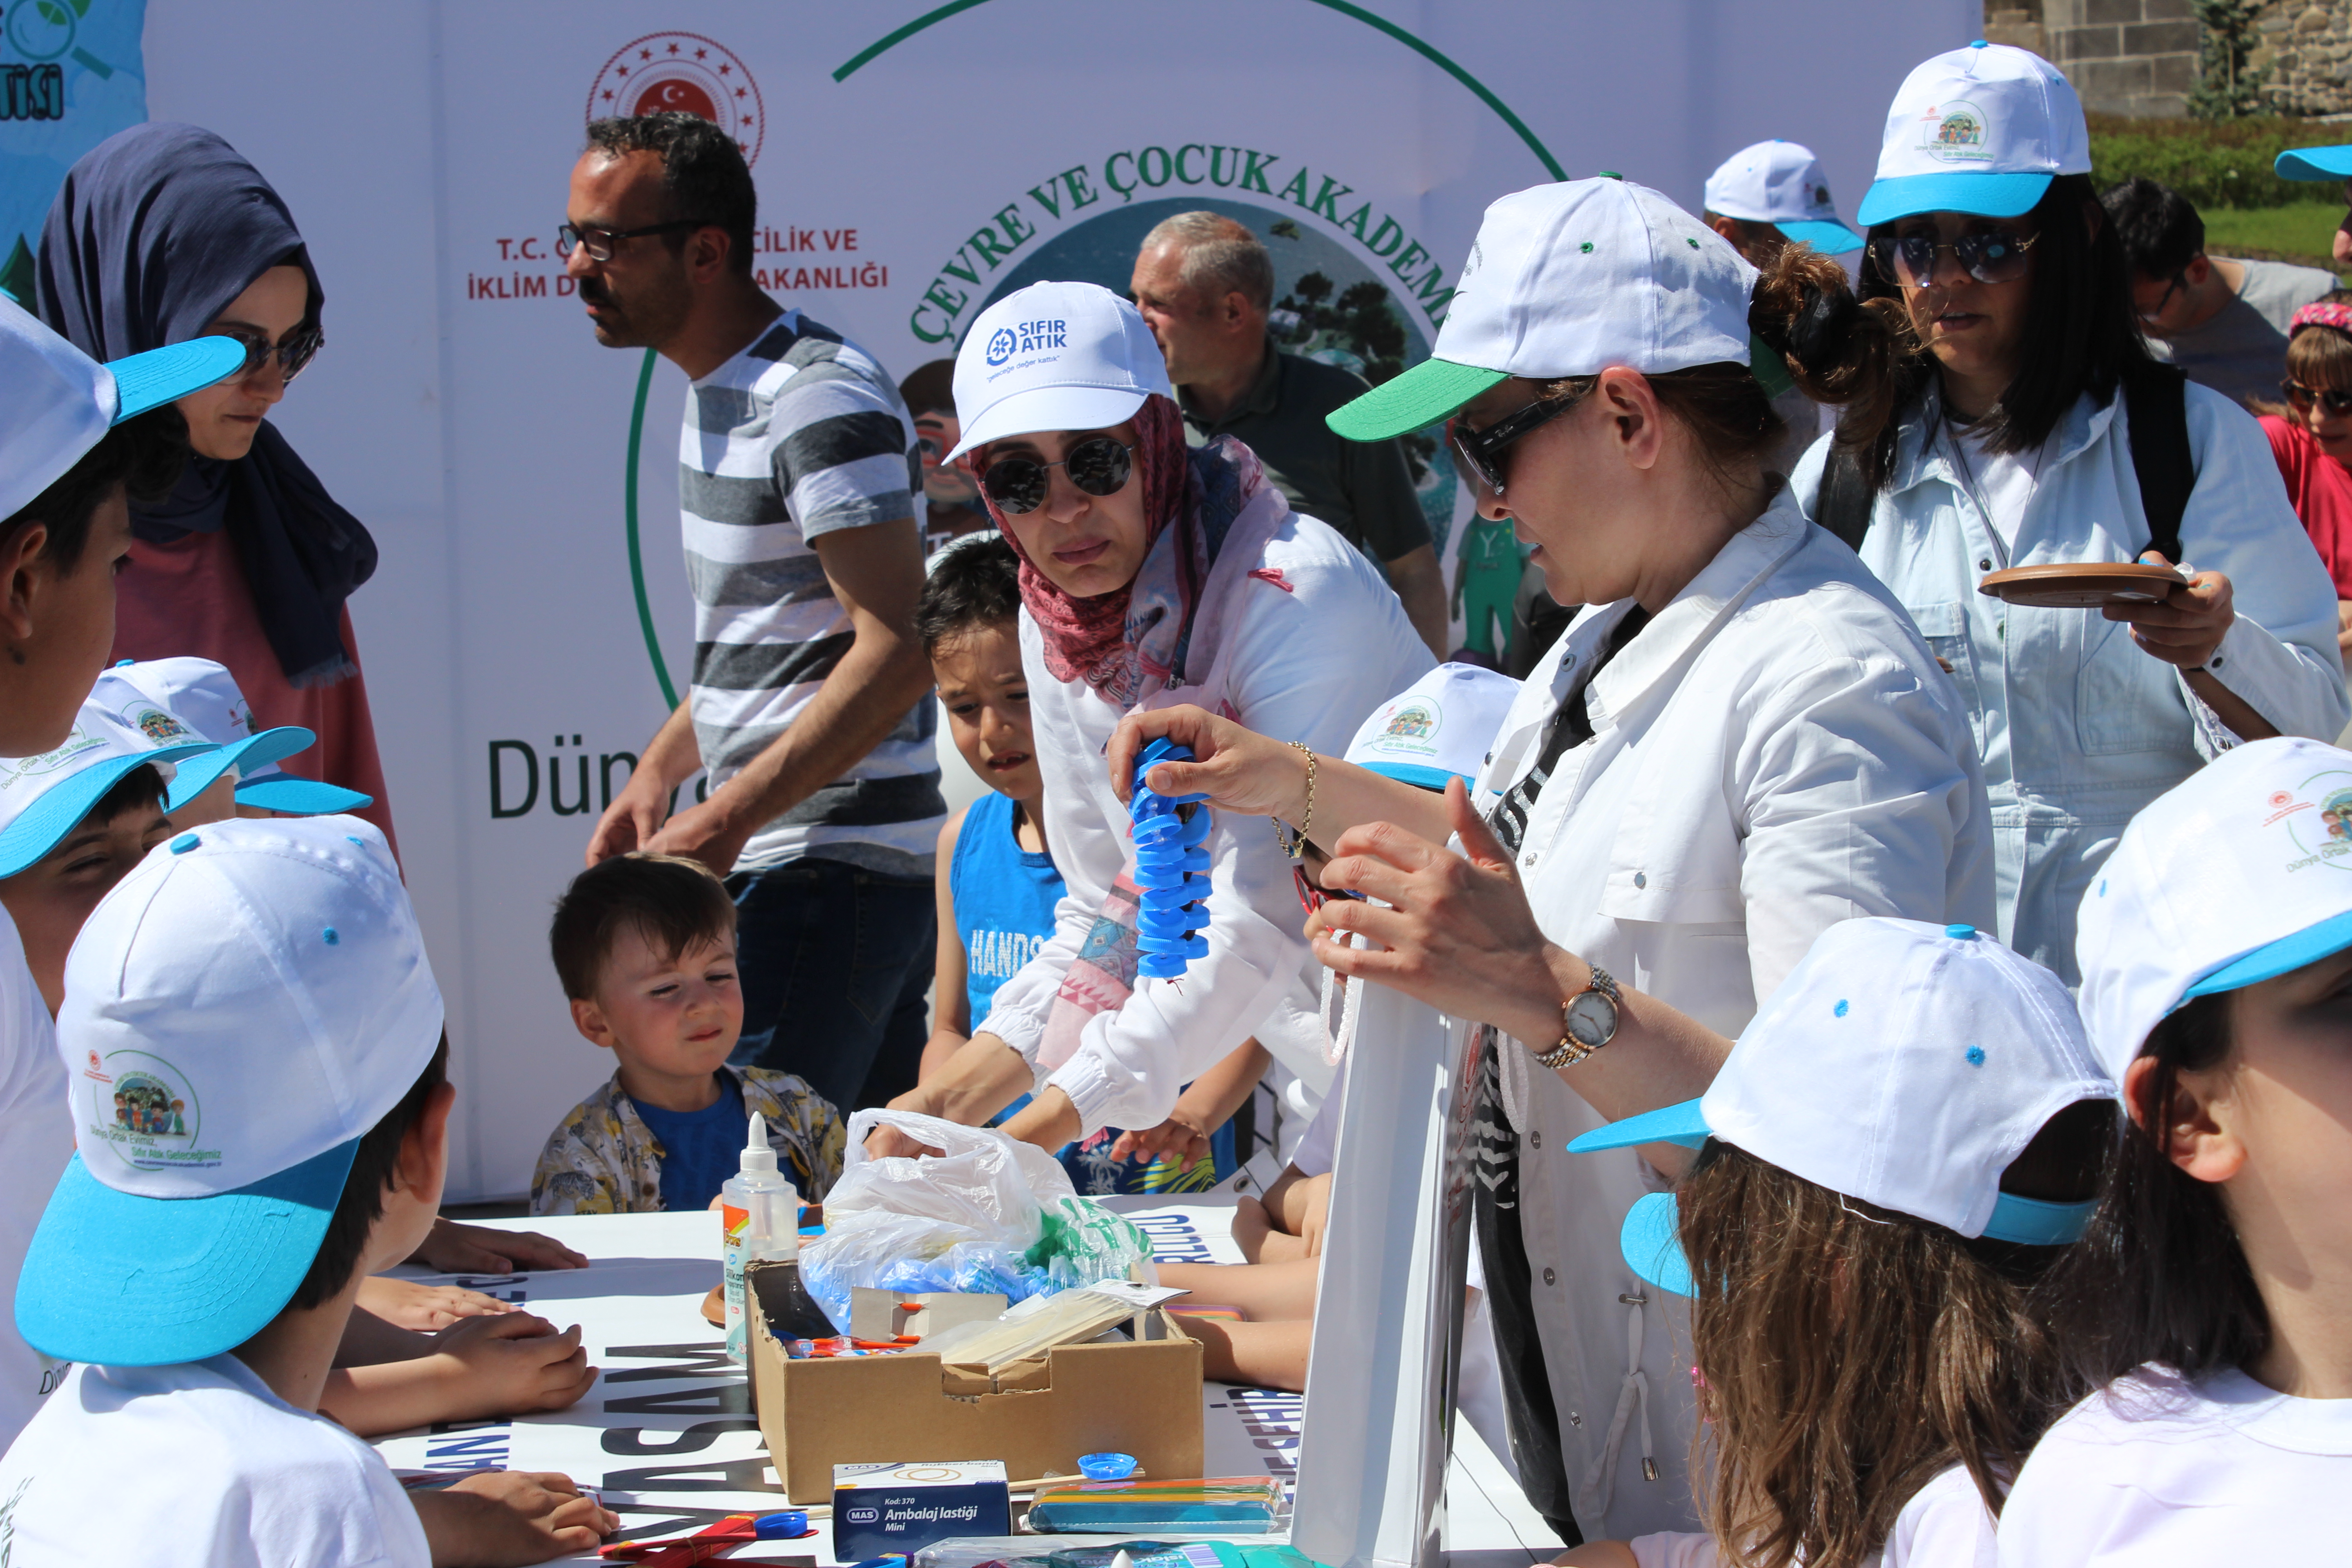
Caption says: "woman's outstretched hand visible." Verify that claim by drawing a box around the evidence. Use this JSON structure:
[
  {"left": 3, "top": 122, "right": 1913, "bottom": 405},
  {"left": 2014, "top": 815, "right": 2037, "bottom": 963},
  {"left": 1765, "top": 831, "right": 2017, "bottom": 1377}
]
[
  {"left": 1308, "top": 778, "right": 1565, "bottom": 1045},
  {"left": 1107, "top": 704, "right": 1308, "bottom": 818}
]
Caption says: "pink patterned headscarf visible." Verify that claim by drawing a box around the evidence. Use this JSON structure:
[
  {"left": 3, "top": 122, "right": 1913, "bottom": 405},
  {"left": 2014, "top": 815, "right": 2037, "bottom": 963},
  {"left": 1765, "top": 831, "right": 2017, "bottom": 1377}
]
[
  {"left": 970, "top": 392, "right": 1269, "bottom": 706},
  {"left": 2290, "top": 301, "right": 2352, "bottom": 339}
]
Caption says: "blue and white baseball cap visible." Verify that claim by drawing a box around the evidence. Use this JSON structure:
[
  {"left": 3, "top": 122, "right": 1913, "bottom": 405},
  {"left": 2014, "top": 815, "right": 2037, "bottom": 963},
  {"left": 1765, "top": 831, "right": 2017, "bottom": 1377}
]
[
  {"left": 1328, "top": 178, "right": 1755, "bottom": 441},
  {"left": 99, "top": 657, "right": 371, "bottom": 815},
  {"left": 17, "top": 816, "right": 442, "bottom": 1366},
  {"left": 2077, "top": 737, "right": 2352, "bottom": 1085},
  {"left": 1857, "top": 42, "right": 2091, "bottom": 227},
  {"left": 1343, "top": 663, "right": 1521, "bottom": 790},
  {"left": 2277, "top": 145, "right": 2352, "bottom": 181},
  {"left": 1569, "top": 917, "right": 2110, "bottom": 1296},
  {"left": 946, "top": 281, "right": 1172, "bottom": 459},
  {"left": 1703, "top": 140, "right": 1864, "bottom": 254},
  {"left": 0, "top": 685, "right": 219, "bottom": 880},
  {"left": 0, "top": 297, "right": 246, "bottom": 523}
]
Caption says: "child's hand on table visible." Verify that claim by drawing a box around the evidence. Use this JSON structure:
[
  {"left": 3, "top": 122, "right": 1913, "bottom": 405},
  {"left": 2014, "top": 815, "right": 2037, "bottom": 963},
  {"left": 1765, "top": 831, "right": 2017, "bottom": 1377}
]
[
  {"left": 358, "top": 1276, "right": 517, "bottom": 1332},
  {"left": 410, "top": 1217, "right": 590, "bottom": 1274},
  {"left": 411, "top": 1469, "right": 617, "bottom": 1566},
  {"left": 431, "top": 1314, "right": 598, "bottom": 1420}
]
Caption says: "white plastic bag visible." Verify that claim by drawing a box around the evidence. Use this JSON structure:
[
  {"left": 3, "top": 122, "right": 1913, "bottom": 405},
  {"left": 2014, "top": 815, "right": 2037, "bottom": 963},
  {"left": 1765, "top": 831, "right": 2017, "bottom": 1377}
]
[{"left": 830, "top": 1108, "right": 1076, "bottom": 1241}]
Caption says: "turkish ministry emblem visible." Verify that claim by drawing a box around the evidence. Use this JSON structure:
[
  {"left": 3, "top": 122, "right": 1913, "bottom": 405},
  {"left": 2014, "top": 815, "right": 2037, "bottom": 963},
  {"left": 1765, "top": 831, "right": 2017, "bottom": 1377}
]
[{"left": 586, "top": 33, "right": 765, "bottom": 166}]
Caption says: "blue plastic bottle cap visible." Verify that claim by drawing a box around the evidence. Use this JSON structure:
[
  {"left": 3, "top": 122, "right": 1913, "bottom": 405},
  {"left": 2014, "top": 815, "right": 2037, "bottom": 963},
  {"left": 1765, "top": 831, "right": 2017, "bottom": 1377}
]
[
  {"left": 1945, "top": 923, "right": 1976, "bottom": 940},
  {"left": 754, "top": 1510, "right": 810, "bottom": 1539},
  {"left": 1077, "top": 1450, "right": 1138, "bottom": 1480}
]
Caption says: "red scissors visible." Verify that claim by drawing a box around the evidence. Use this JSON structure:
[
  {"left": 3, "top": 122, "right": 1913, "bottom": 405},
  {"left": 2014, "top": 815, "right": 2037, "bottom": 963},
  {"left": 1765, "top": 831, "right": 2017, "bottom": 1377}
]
[{"left": 599, "top": 1510, "right": 812, "bottom": 1565}]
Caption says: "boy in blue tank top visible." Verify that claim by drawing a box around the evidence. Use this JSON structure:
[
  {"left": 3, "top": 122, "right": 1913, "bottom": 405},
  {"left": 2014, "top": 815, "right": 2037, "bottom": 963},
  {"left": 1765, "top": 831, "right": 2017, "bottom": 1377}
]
[{"left": 918, "top": 536, "right": 1264, "bottom": 1194}]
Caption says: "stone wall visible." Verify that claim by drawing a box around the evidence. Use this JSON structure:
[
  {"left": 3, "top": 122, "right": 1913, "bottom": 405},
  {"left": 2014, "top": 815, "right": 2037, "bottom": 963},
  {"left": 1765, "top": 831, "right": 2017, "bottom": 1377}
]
[{"left": 2254, "top": 1, "right": 2352, "bottom": 116}]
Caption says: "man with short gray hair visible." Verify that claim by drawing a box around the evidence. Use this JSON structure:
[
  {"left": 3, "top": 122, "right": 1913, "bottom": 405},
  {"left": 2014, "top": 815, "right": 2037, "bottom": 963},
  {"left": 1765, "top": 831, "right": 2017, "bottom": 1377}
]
[{"left": 1132, "top": 213, "right": 1446, "bottom": 657}]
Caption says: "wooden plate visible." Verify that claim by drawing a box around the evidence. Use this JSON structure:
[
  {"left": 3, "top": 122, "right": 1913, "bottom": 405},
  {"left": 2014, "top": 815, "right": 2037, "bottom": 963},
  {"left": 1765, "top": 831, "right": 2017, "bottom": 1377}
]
[{"left": 1977, "top": 562, "right": 2187, "bottom": 608}]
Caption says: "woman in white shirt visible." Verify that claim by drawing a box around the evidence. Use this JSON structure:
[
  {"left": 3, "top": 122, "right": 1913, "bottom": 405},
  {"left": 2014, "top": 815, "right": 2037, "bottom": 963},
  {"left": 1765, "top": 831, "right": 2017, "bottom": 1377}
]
[
  {"left": 1796, "top": 42, "right": 2347, "bottom": 985},
  {"left": 2002, "top": 737, "right": 2352, "bottom": 1562},
  {"left": 882, "top": 280, "right": 1431, "bottom": 1157},
  {"left": 1112, "top": 176, "right": 1993, "bottom": 1545}
]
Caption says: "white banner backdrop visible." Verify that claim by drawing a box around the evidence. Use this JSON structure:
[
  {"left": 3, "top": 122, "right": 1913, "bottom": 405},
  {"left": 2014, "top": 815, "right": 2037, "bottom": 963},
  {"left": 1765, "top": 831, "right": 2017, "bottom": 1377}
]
[{"left": 119, "top": 0, "right": 1970, "bottom": 1199}]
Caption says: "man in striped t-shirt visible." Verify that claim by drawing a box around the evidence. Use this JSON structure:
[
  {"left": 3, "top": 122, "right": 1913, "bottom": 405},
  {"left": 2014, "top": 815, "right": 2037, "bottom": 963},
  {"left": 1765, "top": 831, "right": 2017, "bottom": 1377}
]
[{"left": 567, "top": 113, "right": 944, "bottom": 1112}]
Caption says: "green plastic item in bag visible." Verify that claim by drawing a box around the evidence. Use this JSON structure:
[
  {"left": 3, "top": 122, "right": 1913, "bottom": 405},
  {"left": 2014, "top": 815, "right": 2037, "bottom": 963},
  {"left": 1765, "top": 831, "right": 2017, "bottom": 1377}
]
[{"left": 1026, "top": 1195, "right": 1152, "bottom": 1288}]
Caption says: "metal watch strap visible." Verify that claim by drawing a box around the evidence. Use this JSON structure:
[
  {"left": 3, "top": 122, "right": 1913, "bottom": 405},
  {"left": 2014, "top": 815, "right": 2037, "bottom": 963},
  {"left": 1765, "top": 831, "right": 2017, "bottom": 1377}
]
[{"left": 1532, "top": 964, "right": 1620, "bottom": 1070}]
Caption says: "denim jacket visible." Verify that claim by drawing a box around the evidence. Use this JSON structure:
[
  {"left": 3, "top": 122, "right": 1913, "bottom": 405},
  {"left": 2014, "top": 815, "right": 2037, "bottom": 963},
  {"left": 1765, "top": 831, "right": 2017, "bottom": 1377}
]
[{"left": 1793, "top": 380, "right": 2348, "bottom": 983}]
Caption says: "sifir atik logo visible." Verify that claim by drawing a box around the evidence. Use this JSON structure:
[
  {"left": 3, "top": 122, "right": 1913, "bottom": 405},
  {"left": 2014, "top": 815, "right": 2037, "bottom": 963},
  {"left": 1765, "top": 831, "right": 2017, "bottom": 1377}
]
[{"left": 987, "top": 319, "right": 1068, "bottom": 365}]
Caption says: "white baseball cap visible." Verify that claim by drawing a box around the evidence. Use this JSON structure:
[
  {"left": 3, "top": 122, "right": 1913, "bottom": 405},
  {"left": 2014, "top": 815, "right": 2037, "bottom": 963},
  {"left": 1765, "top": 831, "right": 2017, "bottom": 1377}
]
[
  {"left": 1343, "top": 663, "right": 1521, "bottom": 790},
  {"left": 1857, "top": 41, "right": 2091, "bottom": 227},
  {"left": 0, "top": 682, "right": 220, "bottom": 879},
  {"left": 1569, "top": 917, "right": 2110, "bottom": 1295},
  {"left": 1328, "top": 177, "right": 1756, "bottom": 442},
  {"left": 1702, "top": 140, "right": 1863, "bottom": 254},
  {"left": 18, "top": 815, "right": 443, "bottom": 1366},
  {"left": 99, "top": 657, "right": 372, "bottom": 815},
  {"left": 2076, "top": 737, "right": 2352, "bottom": 1086},
  {"left": 945, "top": 281, "right": 1172, "bottom": 460},
  {"left": 0, "top": 297, "right": 246, "bottom": 523}
]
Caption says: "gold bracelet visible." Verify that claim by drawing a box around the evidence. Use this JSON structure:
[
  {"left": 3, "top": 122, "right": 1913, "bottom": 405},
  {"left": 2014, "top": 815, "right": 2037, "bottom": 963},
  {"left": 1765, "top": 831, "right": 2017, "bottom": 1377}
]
[{"left": 1273, "top": 742, "right": 1316, "bottom": 859}]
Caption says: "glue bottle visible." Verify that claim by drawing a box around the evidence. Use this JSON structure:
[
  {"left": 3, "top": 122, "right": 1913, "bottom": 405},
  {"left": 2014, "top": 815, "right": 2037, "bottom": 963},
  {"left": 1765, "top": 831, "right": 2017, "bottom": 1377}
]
[{"left": 722, "top": 1111, "right": 798, "bottom": 1364}]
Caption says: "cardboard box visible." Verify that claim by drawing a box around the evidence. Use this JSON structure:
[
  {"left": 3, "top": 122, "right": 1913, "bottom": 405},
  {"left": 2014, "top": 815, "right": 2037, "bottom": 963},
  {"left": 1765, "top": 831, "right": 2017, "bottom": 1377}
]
[
  {"left": 832, "top": 1460, "right": 1011, "bottom": 1556},
  {"left": 848, "top": 1287, "right": 1008, "bottom": 1341},
  {"left": 747, "top": 1263, "right": 1204, "bottom": 1504}
]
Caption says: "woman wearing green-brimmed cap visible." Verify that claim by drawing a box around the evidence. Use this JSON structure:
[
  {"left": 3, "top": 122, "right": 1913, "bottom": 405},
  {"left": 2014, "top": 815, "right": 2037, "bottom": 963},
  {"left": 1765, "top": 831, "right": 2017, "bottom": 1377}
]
[
  {"left": 1108, "top": 174, "right": 1996, "bottom": 1544},
  {"left": 1796, "top": 41, "right": 2347, "bottom": 990}
]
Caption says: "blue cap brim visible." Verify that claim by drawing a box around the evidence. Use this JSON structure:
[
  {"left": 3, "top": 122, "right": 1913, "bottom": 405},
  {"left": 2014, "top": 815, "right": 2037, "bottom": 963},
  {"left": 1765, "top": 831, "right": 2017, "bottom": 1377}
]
[
  {"left": 105, "top": 337, "right": 247, "bottom": 423},
  {"left": 232, "top": 774, "right": 373, "bottom": 815},
  {"left": 1983, "top": 1192, "right": 2096, "bottom": 1247},
  {"left": 17, "top": 1142, "right": 357, "bottom": 1366},
  {"left": 1620, "top": 1191, "right": 1695, "bottom": 1298},
  {"left": 1778, "top": 219, "right": 1865, "bottom": 255},
  {"left": 2183, "top": 907, "right": 2352, "bottom": 1003},
  {"left": 0, "top": 742, "right": 216, "bottom": 879},
  {"left": 2278, "top": 146, "right": 2352, "bottom": 181},
  {"left": 1359, "top": 761, "right": 1475, "bottom": 791},
  {"left": 163, "top": 727, "right": 317, "bottom": 811},
  {"left": 1564, "top": 1098, "right": 1711, "bottom": 1154},
  {"left": 1855, "top": 171, "right": 2053, "bottom": 227}
]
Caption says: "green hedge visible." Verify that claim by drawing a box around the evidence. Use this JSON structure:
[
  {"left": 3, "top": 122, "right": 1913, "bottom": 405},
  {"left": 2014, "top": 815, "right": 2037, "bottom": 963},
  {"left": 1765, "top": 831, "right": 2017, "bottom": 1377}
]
[{"left": 2089, "top": 112, "right": 2350, "bottom": 209}]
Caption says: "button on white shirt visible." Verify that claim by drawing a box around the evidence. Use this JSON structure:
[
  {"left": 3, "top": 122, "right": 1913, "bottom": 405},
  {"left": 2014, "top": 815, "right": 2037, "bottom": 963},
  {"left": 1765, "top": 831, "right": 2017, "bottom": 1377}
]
[{"left": 1475, "top": 489, "right": 1993, "bottom": 1540}]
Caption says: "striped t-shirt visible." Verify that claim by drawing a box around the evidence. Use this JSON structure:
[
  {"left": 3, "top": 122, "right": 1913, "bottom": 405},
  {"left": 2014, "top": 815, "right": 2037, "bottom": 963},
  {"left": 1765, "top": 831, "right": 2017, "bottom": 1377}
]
[{"left": 680, "top": 311, "right": 945, "bottom": 877}]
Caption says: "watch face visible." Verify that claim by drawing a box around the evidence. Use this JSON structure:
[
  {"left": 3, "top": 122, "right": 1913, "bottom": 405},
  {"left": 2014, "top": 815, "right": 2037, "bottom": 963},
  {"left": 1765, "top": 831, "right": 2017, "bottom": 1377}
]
[{"left": 1565, "top": 988, "right": 1617, "bottom": 1048}]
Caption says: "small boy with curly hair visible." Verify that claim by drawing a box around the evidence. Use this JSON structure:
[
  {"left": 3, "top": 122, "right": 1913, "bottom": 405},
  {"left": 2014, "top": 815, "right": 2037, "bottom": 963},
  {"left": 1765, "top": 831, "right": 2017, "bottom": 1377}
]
[{"left": 531, "top": 853, "right": 842, "bottom": 1214}]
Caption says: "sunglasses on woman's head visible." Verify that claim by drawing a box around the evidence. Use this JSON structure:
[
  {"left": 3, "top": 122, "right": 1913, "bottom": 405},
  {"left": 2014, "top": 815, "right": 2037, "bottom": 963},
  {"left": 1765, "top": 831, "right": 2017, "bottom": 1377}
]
[
  {"left": 1868, "top": 229, "right": 2039, "bottom": 289},
  {"left": 980, "top": 436, "right": 1135, "bottom": 514},
  {"left": 2283, "top": 378, "right": 2352, "bottom": 416},
  {"left": 216, "top": 321, "right": 323, "bottom": 384}
]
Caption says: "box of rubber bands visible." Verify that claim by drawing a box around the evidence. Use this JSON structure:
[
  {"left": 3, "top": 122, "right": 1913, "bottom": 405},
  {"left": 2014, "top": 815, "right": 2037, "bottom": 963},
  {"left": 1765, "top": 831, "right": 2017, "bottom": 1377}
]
[{"left": 746, "top": 1264, "right": 1205, "bottom": 1504}]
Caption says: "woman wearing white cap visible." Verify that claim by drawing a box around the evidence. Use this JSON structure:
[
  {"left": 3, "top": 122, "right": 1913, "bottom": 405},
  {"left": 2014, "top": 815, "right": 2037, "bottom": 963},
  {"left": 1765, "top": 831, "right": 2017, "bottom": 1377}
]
[
  {"left": 1111, "top": 176, "right": 1994, "bottom": 1544},
  {"left": 877, "top": 280, "right": 1431, "bottom": 1160},
  {"left": 1798, "top": 41, "right": 2348, "bottom": 986}
]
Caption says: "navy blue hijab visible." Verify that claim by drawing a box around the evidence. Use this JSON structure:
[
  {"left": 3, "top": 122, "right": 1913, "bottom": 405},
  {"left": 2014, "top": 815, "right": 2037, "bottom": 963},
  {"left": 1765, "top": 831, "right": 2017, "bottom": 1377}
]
[{"left": 36, "top": 122, "right": 376, "bottom": 688}]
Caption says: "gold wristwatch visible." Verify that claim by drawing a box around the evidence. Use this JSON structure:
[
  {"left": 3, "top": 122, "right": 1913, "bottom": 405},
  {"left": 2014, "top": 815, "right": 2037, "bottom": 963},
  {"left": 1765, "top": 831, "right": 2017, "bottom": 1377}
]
[{"left": 1532, "top": 965, "right": 1621, "bottom": 1069}]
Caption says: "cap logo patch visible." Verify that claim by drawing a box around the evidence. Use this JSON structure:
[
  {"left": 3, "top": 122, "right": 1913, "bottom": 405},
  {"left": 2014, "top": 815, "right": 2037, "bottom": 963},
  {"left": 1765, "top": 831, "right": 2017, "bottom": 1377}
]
[
  {"left": 986, "top": 318, "right": 1069, "bottom": 372},
  {"left": 1918, "top": 100, "right": 1991, "bottom": 164},
  {"left": 1381, "top": 700, "right": 1439, "bottom": 747},
  {"left": 984, "top": 327, "right": 1018, "bottom": 367},
  {"left": 128, "top": 707, "right": 191, "bottom": 745},
  {"left": 82, "top": 1050, "right": 215, "bottom": 1171},
  {"left": 2276, "top": 769, "right": 2352, "bottom": 872}
]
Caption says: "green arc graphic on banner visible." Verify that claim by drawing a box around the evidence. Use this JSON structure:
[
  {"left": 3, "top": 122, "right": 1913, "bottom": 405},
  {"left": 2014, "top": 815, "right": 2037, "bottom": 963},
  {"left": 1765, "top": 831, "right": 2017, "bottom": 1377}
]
[
  {"left": 830, "top": 0, "right": 1566, "bottom": 181},
  {"left": 622, "top": 2, "right": 1562, "bottom": 705}
]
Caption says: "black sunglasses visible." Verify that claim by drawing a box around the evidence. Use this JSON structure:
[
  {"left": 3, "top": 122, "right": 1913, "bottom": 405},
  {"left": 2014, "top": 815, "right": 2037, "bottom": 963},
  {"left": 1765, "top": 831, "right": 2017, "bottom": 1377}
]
[
  {"left": 2283, "top": 378, "right": 2352, "bottom": 416},
  {"left": 215, "top": 321, "right": 323, "bottom": 384},
  {"left": 2141, "top": 268, "right": 2190, "bottom": 325},
  {"left": 557, "top": 219, "right": 716, "bottom": 262},
  {"left": 1449, "top": 389, "right": 1584, "bottom": 497},
  {"left": 1868, "top": 229, "right": 2039, "bottom": 289},
  {"left": 980, "top": 437, "right": 1134, "bottom": 514}
]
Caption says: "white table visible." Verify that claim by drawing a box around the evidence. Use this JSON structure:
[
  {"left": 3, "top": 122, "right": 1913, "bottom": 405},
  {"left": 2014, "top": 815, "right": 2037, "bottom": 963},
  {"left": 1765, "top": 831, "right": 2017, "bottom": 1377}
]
[{"left": 374, "top": 1203, "right": 1562, "bottom": 1565}]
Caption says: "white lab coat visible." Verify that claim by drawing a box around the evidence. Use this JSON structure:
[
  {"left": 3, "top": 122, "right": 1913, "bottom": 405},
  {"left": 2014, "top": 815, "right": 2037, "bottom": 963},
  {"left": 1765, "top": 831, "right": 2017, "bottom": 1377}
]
[
  {"left": 1792, "top": 380, "right": 2348, "bottom": 984},
  {"left": 980, "top": 508, "right": 1433, "bottom": 1137},
  {"left": 1474, "top": 488, "right": 1994, "bottom": 1540}
]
